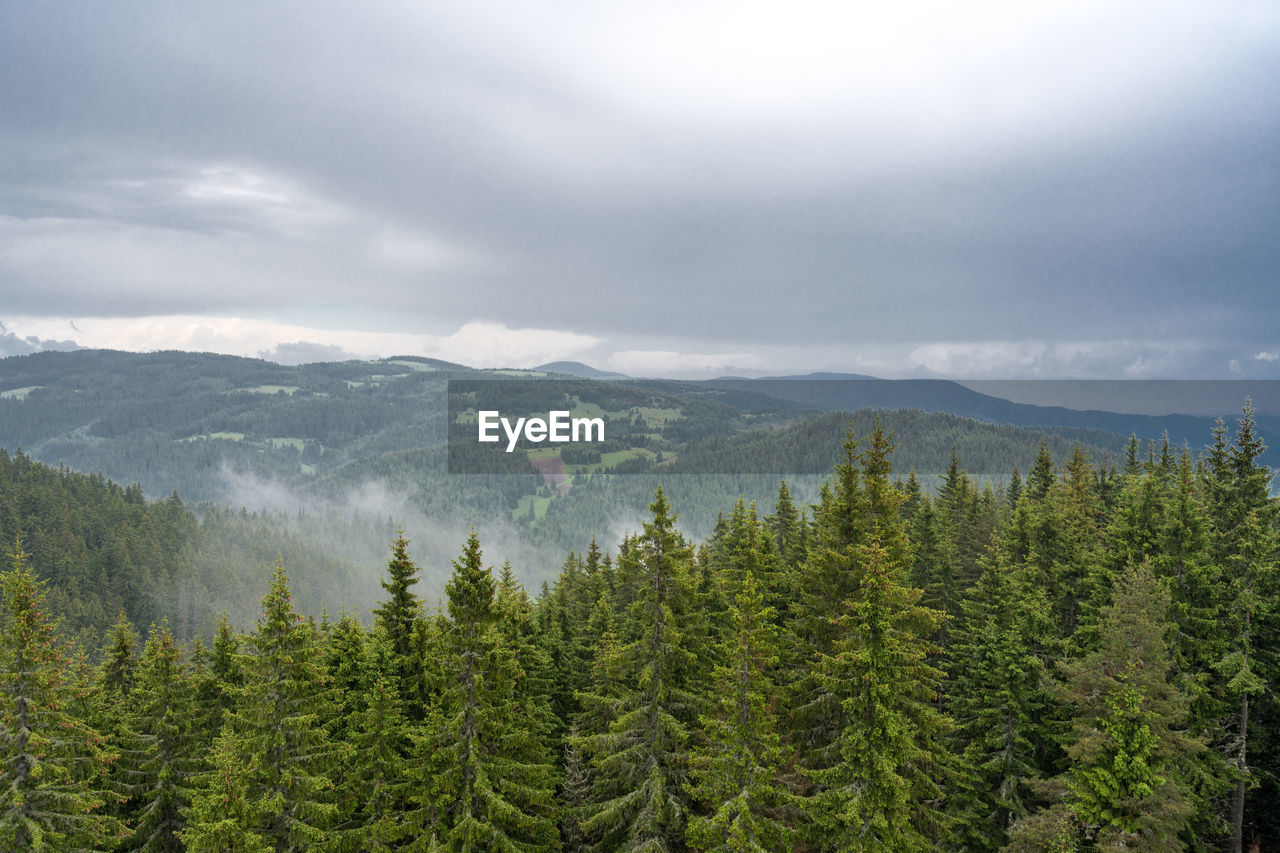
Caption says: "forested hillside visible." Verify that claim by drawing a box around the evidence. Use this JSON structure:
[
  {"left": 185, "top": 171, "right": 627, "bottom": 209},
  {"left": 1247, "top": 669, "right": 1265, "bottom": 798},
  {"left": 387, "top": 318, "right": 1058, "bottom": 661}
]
[
  {"left": 4, "top": 349, "right": 1169, "bottom": 562},
  {"left": 0, "top": 448, "right": 390, "bottom": 647},
  {"left": 0, "top": 349, "right": 468, "bottom": 501},
  {"left": 3, "top": 406, "right": 1277, "bottom": 849}
]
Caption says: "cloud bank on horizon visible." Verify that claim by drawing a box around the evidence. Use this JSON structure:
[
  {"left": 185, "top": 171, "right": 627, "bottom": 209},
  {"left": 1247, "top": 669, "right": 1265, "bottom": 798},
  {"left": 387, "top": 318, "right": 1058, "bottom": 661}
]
[{"left": 1, "top": 1, "right": 1278, "bottom": 378}]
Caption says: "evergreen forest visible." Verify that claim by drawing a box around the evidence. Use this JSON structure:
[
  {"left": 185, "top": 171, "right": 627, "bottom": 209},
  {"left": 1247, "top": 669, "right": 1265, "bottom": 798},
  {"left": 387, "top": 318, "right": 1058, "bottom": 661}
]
[{"left": 3, "top": 404, "right": 1279, "bottom": 851}]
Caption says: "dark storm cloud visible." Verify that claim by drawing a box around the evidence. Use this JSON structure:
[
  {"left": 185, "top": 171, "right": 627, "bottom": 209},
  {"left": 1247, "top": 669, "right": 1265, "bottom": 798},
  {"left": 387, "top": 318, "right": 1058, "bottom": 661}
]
[{"left": 1, "top": 1, "right": 1277, "bottom": 374}]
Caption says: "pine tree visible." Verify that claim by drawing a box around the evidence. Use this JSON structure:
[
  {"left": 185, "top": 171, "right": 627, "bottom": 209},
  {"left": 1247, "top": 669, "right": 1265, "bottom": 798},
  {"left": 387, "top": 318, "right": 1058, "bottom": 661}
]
[
  {"left": 1027, "top": 441, "right": 1056, "bottom": 503},
  {"left": 786, "top": 431, "right": 869, "bottom": 783},
  {"left": 560, "top": 727, "right": 591, "bottom": 853},
  {"left": 801, "top": 425, "right": 952, "bottom": 850},
  {"left": 546, "top": 552, "right": 589, "bottom": 733},
  {"left": 0, "top": 538, "right": 127, "bottom": 850},
  {"left": 578, "top": 487, "right": 700, "bottom": 852},
  {"left": 1057, "top": 445, "right": 1106, "bottom": 647},
  {"left": 1007, "top": 465, "right": 1023, "bottom": 511},
  {"left": 321, "top": 611, "right": 374, "bottom": 747},
  {"left": 328, "top": 676, "right": 412, "bottom": 852},
  {"left": 947, "top": 541, "right": 1054, "bottom": 851},
  {"left": 808, "top": 538, "right": 951, "bottom": 851},
  {"left": 428, "top": 532, "right": 559, "bottom": 852},
  {"left": 686, "top": 573, "right": 792, "bottom": 853},
  {"left": 573, "top": 593, "right": 625, "bottom": 748},
  {"left": 193, "top": 612, "right": 244, "bottom": 740},
  {"left": 495, "top": 561, "right": 560, "bottom": 758},
  {"left": 181, "top": 730, "right": 272, "bottom": 853},
  {"left": 102, "top": 609, "right": 140, "bottom": 702},
  {"left": 372, "top": 530, "right": 427, "bottom": 715},
  {"left": 1008, "top": 563, "right": 1203, "bottom": 851},
  {"left": 767, "top": 480, "right": 805, "bottom": 570},
  {"left": 936, "top": 448, "right": 982, "bottom": 591},
  {"left": 718, "top": 499, "right": 785, "bottom": 621},
  {"left": 117, "top": 621, "right": 201, "bottom": 852},
  {"left": 184, "top": 560, "right": 335, "bottom": 850},
  {"left": 911, "top": 498, "right": 958, "bottom": 646},
  {"left": 1220, "top": 402, "right": 1277, "bottom": 851},
  {"left": 1195, "top": 401, "right": 1279, "bottom": 850}
]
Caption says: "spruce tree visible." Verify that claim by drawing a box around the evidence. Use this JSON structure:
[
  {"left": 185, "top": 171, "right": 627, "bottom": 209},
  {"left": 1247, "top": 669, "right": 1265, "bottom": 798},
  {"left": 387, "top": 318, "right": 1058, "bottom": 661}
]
[
  {"left": 181, "top": 730, "right": 272, "bottom": 853},
  {"left": 428, "top": 532, "right": 559, "bottom": 852},
  {"left": 321, "top": 611, "right": 374, "bottom": 747},
  {"left": 686, "top": 573, "right": 792, "bottom": 853},
  {"left": 573, "top": 592, "right": 625, "bottom": 747},
  {"left": 0, "top": 538, "right": 127, "bottom": 850},
  {"left": 767, "top": 480, "right": 805, "bottom": 571},
  {"left": 102, "top": 609, "right": 140, "bottom": 702},
  {"left": 578, "top": 487, "right": 700, "bottom": 852},
  {"left": 800, "top": 425, "right": 952, "bottom": 850},
  {"left": 1008, "top": 563, "right": 1203, "bottom": 851},
  {"left": 786, "top": 431, "right": 869, "bottom": 783},
  {"left": 193, "top": 612, "right": 244, "bottom": 740},
  {"left": 117, "top": 622, "right": 200, "bottom": 852},
  {"left": 808, "top": 538, "right": 951, "bottom": 851},
  {"left": 1027, "top": 441, "right": 1056, "bottom": 503},
  {"left": 184, "top": 560, "right": 335, "bottom": 850},
  {"left": 372, "top": 530, "right": 427, "bottom": 715},
  {"left": 328, "top": 675, "right": 412, "bottom": 852},
  {"left": 947, "top": 541, "right": 1054, "bottom": 851},
  {"left": 560, "top": 728, "right": 591, "bottom": 853},
  {"left": 495, "top": 561, "right": 560, "bottom": 757}
]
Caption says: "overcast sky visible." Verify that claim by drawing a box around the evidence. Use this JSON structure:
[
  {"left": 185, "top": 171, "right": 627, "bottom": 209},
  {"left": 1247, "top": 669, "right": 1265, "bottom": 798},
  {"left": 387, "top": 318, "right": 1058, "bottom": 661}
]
[{"left": 1, "top": 1, "right": 1278, "bottom": 377}]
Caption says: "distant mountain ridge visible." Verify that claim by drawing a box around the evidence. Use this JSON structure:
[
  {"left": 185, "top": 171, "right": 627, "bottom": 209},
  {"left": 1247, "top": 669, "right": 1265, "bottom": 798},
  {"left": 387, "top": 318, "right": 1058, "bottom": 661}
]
[
  {"left": 532, "top": 361, "right": 629, "bottom": 378},
  {"left": 705, "top": 376, "right": 1280, "bottom": 468},
  {"left": 3, "top": 349, "right": 1276, "bottom": 507}
]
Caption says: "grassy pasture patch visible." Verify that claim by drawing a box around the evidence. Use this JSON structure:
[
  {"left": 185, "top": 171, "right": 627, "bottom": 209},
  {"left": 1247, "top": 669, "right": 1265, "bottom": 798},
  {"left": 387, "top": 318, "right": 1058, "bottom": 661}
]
[{"left": 0, "top": 386, "right": 40, "bottom": 400}]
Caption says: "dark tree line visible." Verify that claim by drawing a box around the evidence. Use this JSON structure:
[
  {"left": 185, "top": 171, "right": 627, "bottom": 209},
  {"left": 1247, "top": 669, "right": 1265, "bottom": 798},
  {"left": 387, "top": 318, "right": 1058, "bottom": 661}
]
[{"left": 2, "top": 405, "right": 1278, "bottom": 850}]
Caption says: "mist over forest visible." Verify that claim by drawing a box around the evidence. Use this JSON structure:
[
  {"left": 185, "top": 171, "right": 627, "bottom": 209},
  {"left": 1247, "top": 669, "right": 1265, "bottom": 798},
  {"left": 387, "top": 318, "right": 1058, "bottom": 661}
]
[{"left": 3, "top": 350, "right": 1280, "bottom": 849}]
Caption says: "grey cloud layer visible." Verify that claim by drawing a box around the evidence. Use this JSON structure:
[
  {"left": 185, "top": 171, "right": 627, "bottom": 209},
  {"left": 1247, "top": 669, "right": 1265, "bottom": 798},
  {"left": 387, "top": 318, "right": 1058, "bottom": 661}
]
[{"left": 1, "top": 2, "right": 1278, "bottom": 373}]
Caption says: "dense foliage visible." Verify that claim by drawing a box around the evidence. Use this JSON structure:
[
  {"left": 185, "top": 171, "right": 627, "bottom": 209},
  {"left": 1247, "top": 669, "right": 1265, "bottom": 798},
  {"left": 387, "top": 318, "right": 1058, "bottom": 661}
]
[
  {"left": 2, "top": 404, "right": 1279, "bottom": 850},
  {"left": 0, "top": 448, "right": 389, "bottom": 647}
]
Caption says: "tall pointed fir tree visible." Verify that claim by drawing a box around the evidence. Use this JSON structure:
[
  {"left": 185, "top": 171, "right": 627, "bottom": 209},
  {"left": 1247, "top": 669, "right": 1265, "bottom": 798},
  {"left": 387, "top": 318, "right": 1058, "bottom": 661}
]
[
  {"left": 803, "top": 423, "right": 952, "bottom": 851},
  {"left": 182, "top": 560, "right": 335, "bottom": 851},
  {"left": 1208, "top": 401, "right": 1279, "bottom": 851},
  {"left": 423, "top": 532, "right": 559, "bottom": 852},
  {"left": 572, "top": 592, "right": 625, "bottom": 756},
  {"left": 786, "top": 429, "right": 869, "bottom": 789},
  {"left": 1188, "top": 403, "right": 1280, "bottom": 849},
  {"left": 372, "top": 530, "right": 428, "bottom": 716},
  {"left": 1056, "top": 445, "right": 1107, "bottom": 649},
  {"left": 686, "top": 573, "right": 792, "bottom": 853},
  {"left": 809, "top": 536, "right": 951, "bottom": 851},
  {"left": 180, "top": 730, "right": 272, "bottom": 853},
  {"left": 1007, "top": 563, "right": 1204, "bottom": 851},
  {"left": 193, "top": 612, "right": 245, "bottom": 742},
  {"left": 328, "top": 675, "right": 413, "bottom": 853},
  {"left": 565, "top": 590, "right": 625, "bottom": 853},
  {"left": 101, "top": 609, "right": 140, "bottom": 703},
  {"left": 546, "top": 552, "right": 590, "bottom": 735},
  {"left": 946, "top": 540, "right": 1055, "bottom": 851},
  {"left": 495, "top": 561, "right": 560, "bottom": 758},
  {"left": 578, "top": 487, "right": 701, "bottom": 852},
  {"left": 767, "top": 480, "right": 807, "bottom": 572},
  {"left": 116, "top": 621, "right": 201, "bottom": 853},
  {"left": 0, "top": 538, "right": 127, "bottom": 850}
]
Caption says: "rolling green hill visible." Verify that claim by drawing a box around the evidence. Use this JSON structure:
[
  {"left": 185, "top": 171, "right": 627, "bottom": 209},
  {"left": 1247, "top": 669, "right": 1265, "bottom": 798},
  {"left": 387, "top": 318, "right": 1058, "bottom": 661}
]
[{"left": 2, "top": 348, "right": 1243, "bottom": 577}]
